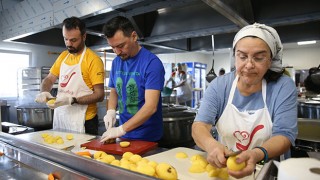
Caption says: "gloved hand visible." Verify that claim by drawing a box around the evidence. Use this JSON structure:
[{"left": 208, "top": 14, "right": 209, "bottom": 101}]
[
  {"left": 35, "top": 92, "right": 53, "bottom": 103},
  {"left": 47, "top": 96, "right": 72, "bottom": 109},
  {"left": 100, "top": 125, "right": 126, "bottom": 143},
  {"left": 104, "top": 109, "right": 116, "bottom": 131}
]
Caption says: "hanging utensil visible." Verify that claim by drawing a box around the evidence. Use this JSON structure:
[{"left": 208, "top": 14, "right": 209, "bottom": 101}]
[{"left": 206, "top": 35, "right": 217, "bottom": 83}]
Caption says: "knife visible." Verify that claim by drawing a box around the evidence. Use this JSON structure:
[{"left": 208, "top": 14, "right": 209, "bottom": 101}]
[{"left": 225, "top": 150, "right": 242, "bottom": 158}]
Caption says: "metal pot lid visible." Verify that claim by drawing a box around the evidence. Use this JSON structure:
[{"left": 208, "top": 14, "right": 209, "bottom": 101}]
[{"left": 15, "top": 104, "right": 49, "bottom": 108}]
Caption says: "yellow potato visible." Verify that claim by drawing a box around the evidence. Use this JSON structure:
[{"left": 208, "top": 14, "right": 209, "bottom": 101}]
[
  {"left": 94, "top": 151, "right": 107, "bottom": 159},
  {"left": 226, "top": 156, "right": 246, "bottom": 171},
  {"left": 218, "top": 168, "right": 229, "bottom": 180},
  {"left": 156, "top": 163, "right": 178, "bottom": 180},
  {"left": 175, "top": 152, "right": 188, "bottom": 159},
  {"left": 188, "top": 164, "right": 206, "bottom": 173},
  {"left": 119, "top": 141, "right": 130, "bottom": 148},
  {"left": 41, "top": 133, "right": 49, "bottom": 138},
  {"left": 47, "top": 99, "right": 56, "bottom": 104},
  {"left": 122, "top": 151, "right": 134, "bottom": 159},
  {"left": 110, "top": 159, "right": 121, "bottom": 166},
  {"left": 208, "top": 168, "right": 220, "bottom": 177},
  {"left": 190, "top": 154, "right": 205, "bottom": 162},
  {"left": 66, "top": 134, "right": 74, "bottom": 140},
  {"left": 120, "top": 163, "right": 130, "bottom": 170},
  {"left": 148, "top": 161, "right": 158, "bottom": 169},
  {"left": 56, "top": 138, "right": 64, "bottom": 144},
  {"left": 129, "top": 164, "right": 138, "bottom": 172},
  {"left": 129, "top": 154, "right": 142, "bottom": 163},
  {"left": 137, "top": 164, "right": 156, "bottom": 177},
  {"left": 205, "top": 163, "right": 216, "bottom": 172},
  {"left": 191, "top": 159, "right": 208, "bottom": 168},
  {"left": 104, "top": 155, "right": 116, "bottom": 163}
]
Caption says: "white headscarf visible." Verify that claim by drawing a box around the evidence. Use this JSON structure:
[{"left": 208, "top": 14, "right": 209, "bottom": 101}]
[{"left": 233, "top": 23, "right": 283, "bottom": 72}]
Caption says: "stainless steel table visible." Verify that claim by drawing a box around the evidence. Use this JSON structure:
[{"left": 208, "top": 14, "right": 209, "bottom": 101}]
[{"left": 0, "top": 132, "right": 162, "bottom": 180}]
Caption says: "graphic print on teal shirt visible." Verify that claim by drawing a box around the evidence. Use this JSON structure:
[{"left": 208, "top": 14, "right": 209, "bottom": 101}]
[
  {"left": 116, "top": 77, "right": 124, "bottom": 113},
  {"left": 126, "top": 78, "right": 139, "bottom": 115}
]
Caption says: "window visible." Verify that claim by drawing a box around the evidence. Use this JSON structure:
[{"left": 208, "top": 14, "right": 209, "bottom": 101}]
[{"left": 0, "top": 50, "right": 30, "bottom": 98}]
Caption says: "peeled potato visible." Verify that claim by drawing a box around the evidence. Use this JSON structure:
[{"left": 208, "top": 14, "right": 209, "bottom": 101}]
[
  {"left": 122, "top": 151, "right": 134, "bottom": 159},
  {"left": 226, "top": 156, "right": 246, "bottom": 171},
  {"left": 47, "top": 99, "right": 56, "bottom": 104},
  {"left": 120, "top": 141, "right": 130, "bottom": 148},
  {"left": 175, "top": 152, "right": 188, "bottom": 159},
  {"left": 66, "top": 134, "right": 74, "bottom": 140},
  {"left": 129, "top": 154, "right": 142, "bottom": 163}
]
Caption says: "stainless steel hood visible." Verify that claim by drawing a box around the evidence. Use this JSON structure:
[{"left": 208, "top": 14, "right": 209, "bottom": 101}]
[{"left": 8, "top": 0, "right": 320, "bottom": 54}]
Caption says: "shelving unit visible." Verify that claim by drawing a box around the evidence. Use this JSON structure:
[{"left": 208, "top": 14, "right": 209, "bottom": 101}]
[
  {"left": 17, "top": 67, "right": 41, "bottom": 100},
  {"left": 17, "top": 67, "right": 59, "bottom": 100}
]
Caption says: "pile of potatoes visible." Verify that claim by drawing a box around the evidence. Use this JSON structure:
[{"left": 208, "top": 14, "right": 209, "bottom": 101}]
[
  {"left": 176, "top": 152, "right": 229, "bottom": 180},
  {"left": 76, "top": 150, "right": 178, "bottom": 180},
  {"left": 41, "top": 133, "right": 74, "bottom": 145}
]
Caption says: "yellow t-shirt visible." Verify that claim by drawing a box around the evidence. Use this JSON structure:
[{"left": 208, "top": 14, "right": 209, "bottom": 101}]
[{"left": 50, "top": 48, "right": 104, "bottom": 120}]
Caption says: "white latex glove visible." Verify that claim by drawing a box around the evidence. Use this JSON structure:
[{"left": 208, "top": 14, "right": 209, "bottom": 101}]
[
  {"left": 35, "top": 92, "right": 53, "bottom": 103},
  {"left": 47, "top": 96, "right": 72, "bottom": 109},
  {"left": 100, "top": 125, "right": 126, "bottom": 143},
  {"left": 103, "top": 109, "right": 116, "bottom": 131}
]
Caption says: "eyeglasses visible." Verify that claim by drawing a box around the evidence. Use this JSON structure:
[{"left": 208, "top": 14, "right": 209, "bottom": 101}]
[{"left": 235, "top": 53, "right": 270, "bottom": 64}]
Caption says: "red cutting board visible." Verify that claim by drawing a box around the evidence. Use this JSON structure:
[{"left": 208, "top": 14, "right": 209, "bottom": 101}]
[{"left": 80, "top": 139, "right": 158, "bottom": 155}]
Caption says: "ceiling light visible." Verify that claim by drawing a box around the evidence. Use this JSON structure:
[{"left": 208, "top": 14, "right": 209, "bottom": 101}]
[{"left": 297, "top": 40, "right": 316, "bottom": 45}]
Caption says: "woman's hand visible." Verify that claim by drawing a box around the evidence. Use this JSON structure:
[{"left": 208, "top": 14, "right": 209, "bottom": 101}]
[
  {"left": 205, "top": 141, "right": 231, "bottom": 168},
  {"left": 227, "top": 149, "right": 261, "bottom": 179}
]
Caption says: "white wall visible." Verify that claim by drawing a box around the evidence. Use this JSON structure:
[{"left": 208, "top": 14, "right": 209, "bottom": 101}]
[
  {"left": 283, "top": 46, "right": 320, "bottom": 69},
  {"left": 158, "top": 45, "right": 320, "bottom": 75},
  {"left": 0, "top": 41, "right": 65, "bottom": 67},
  {"left": 158, "top": 51, "right": 233, "bottom": 75}
]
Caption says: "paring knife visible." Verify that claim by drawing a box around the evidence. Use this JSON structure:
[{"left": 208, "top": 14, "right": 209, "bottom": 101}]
[{"left": 224, "top": 150, "right": 242, "bottom": 158}]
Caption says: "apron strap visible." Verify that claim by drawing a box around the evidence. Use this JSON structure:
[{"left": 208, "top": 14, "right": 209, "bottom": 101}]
[
  {"left": 262, "top": 79, "right": 267, "bottom": 107},
  {"left": 227, "top": 75, "right": 268, "bottom": 107},
  {"left": 227, "top": 75, "right": 239, "bottom": 104}
]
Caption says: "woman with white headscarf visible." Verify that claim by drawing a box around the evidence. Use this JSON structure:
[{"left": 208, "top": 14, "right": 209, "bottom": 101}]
[{"left": 192, "top": 23, "right": 297, "bottom": 179}]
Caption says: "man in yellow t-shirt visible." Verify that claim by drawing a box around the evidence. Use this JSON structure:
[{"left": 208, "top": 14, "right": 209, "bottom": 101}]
[{"left": 35, "top": 17, "right": 105, "bottom": 135}]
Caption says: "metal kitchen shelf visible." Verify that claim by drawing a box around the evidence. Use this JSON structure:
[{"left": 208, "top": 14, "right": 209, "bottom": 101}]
[
  {"left": 17, "top": 67, "right": 41, "bottom": 99},
  {"left": 17, "top": 67, "right": 59, "bottom": 99}
]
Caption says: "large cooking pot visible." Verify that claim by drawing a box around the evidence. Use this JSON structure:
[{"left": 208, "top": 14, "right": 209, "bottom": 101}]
[
  {"left": 162, "top": 104, "right": 188, "bottom": 113},
  {"left": 16, "top": 106, "right": 53, "bottom": 130},
  {"left": 310, "top": 65, "right": 320, "bottom": 86},
  {"left": 297, "top": 102, "right": 320, "bottom": 119},
  {"left": 159, "top": 111, "right": 196, "bottom": 148},
  {"left": 304, "top": 65, "right": 320, "bottom": 93}
]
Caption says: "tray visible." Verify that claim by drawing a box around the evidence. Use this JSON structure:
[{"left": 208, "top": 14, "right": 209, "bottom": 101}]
[
  {"left": 145, "top": 147, "right": 258, "bottom": 180},
  {"left": 15, "top": 130, "right": 96, "bottom": 150}
]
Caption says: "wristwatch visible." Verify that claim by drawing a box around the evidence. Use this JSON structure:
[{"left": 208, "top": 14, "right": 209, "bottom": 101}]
[{"left": 71, "top": 97, "right": 78, "bottom": 105}]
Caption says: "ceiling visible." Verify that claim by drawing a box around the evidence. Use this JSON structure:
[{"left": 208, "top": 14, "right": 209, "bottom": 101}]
[{"left": 7, "top": 0, "right": 320, "bottom": 54}]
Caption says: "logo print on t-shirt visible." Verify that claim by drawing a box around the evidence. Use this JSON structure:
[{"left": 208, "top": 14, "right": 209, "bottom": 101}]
[
  {"left": 60, "top": 72, "right": 76, "bottom": 87},
  {"left": 126, "top": 78, "right": 138, "bottom": 115},
  {"left": 116, "top": 77, "right": 124, "bottom": 113},
  {"left": 234, "top": 124, "right": 264, "bottom": 150}
]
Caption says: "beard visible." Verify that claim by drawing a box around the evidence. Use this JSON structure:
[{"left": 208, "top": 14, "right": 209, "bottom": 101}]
[
  {"left": 118, "top": 53, "right": 129, "bottom": 60},
  {"left": 67, "top": 46, "right": 79, "bottom": 54}
]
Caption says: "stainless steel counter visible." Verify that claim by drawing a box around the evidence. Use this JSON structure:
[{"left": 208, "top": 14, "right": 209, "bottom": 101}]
[{"left": 0, "top": 132, "right": 161, "bottom": 180}]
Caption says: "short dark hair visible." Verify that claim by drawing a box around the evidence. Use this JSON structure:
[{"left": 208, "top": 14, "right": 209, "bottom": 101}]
[
  {"left": 62, "top": 17, "right": 86, "bottom": 35},
  {"left": 102, "top": 16, "right": 135, "bottom": 38}
]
